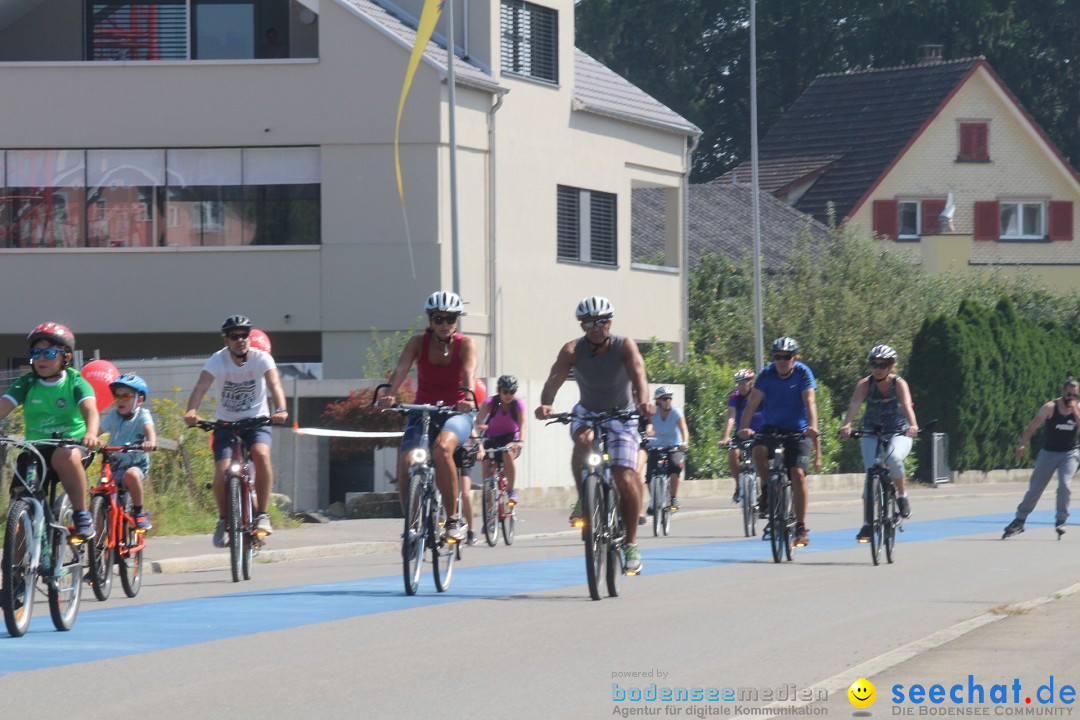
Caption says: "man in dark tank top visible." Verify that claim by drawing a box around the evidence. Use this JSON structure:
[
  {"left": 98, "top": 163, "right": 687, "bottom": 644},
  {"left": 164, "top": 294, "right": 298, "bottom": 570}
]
[{"left": 535, "top": 295, "right": 653, "bottom": 574}]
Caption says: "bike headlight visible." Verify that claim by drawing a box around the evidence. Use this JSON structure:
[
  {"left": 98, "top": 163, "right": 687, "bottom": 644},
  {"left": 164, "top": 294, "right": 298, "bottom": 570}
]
[
  {"left": 410, "top": 448, "right": 429, "bottom": 464},
  {"left": 587, "top": 453, "right": 603, "bottom": 468},
  {"left": 229, "top": 463, "right": 242, "bottom": 474}
]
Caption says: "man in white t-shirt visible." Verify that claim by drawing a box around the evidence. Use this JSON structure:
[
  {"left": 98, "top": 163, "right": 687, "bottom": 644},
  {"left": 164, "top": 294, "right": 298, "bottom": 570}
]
[{"left": 185, "top": 315, "right": 288, "bottom": 547}]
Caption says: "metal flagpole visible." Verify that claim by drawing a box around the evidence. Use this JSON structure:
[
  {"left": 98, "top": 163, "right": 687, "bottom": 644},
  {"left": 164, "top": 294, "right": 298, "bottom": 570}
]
[
  {"left": 749, "top": 0, "right": 765, "bottom": 371},
  {"left": 446, "top": 0, "right": 462, "bottom": 301}
]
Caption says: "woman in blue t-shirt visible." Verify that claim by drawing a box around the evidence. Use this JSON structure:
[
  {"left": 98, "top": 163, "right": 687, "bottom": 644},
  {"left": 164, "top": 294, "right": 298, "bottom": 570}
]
[{"left": 719, "top": 369, "right": 764, "bottom": 503}]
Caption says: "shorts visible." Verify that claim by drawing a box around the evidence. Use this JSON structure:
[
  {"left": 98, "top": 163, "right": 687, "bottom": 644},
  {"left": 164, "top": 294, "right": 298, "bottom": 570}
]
[
  {"left": 108, "top": 455, "right": 150, "bottom": 478},
  {"left": 12, "top": 444, "right": 93, "bottom": 493},
  {"left": 213, "top": 425, "right": 272, "bottom": 462},
  {"left": 401, "top": 411, "right": 475, "bottom": 452},
  {"left": 755, "top": 426, "right": 812, "bottom": 472},
  {"left": 861, "top": 434, "right": 912, "bottom": 478},
  {"left": 647, "top": 448, "right": 685, "bottom": 480},
  {"left": 570, "top": 403, "right": 641, "bottom": 470}
]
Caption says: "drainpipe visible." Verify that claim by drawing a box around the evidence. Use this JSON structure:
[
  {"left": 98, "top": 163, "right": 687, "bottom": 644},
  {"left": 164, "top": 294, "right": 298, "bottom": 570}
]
[
  {"left": 487, "top": 89, "right": 507, "bottom": 374},
  {"left": 681, "top": 132, "right": 700, "bottom": 362}
]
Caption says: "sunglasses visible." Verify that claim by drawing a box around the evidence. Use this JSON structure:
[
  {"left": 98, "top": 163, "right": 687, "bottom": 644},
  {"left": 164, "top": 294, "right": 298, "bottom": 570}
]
[
  {"left": 870, "top": 361, "right": 892, "bottom": 369},
  {"left": 773, "top": 353, "right": 793, "bottom": 361},
  {"left": 29, "top": 347, "right": 65, "bottom": 360},
  {"left": 581, "top": 317, "right": 611, "bottom": 329},
  {"left": 227, "top": 333, "right": 249, "bottom": 341},
  {"left": 430, "top": 314, "right": 459, "bottom": 325},
  {"left": 112, "top": 391, "right": 136, "bottom": 400},
  {"left": 1066, "top": 394, "right": 1078, "bottom": 401},
  {"left": 659, "top": 396, "right": 673, "bottom": 402}
]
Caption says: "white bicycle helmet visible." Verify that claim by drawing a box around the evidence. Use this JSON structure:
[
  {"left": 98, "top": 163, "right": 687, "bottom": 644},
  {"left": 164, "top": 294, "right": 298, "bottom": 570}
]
[
  {"left": 770, "top": 336, "right": 799, "bottom": 354},
  {"left": 734, "top": 368, "right": 756, "bottom": 382},
  {"left": 424, "top": 290, "right": 465, "bottom": 315},
  {"left": 575, "top": 295, "right": 614, "bottom": 319},
  {"left": 867, "top": 344, "right": 897, "bottom": 362},
  {"left": 654, "top": 386, "right": 674, "bottom": 400}
]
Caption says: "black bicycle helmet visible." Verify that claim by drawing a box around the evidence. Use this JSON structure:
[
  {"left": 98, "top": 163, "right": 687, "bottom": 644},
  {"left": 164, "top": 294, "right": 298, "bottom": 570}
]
[
  {"left": 497, "top": 375, "right": 518, "bottom": 393},
  {"left": 221, "top": 315, "right": 253, "bottom": 333}
]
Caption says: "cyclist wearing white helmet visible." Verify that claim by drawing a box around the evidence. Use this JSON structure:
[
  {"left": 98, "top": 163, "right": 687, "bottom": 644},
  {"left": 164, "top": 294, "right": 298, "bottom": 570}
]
[
  {"left": 100, "top": 373, "right": 157, "bottom": 530},
  {"left": 185, "top": 315, "right": 289, "bottom": 546},
  {"left": 840, "top": 344, "right": 919, "bottom": 541},
  {"left": 738, "top": 336, "right": 820, "bottom": 548},
  {"left": 647, "top": 386, "right": 690, "bottom": 511},
  {"left": 535, "top": 295, "right": 652, "bottom": 574},
  {"left": 377, "top": 290, "right": 479, "bottom": 543},
  {"left": 720, "top": 368, "right": 765, "bottom": 503}
]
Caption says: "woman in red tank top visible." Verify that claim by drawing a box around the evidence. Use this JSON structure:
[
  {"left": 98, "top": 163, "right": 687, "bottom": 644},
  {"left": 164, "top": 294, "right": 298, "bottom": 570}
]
[{"left": 377, "top": 291, "right": 480, "bottom": 544}]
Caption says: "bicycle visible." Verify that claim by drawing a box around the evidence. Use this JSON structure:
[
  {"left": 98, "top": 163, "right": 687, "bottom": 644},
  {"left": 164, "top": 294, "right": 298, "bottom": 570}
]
[
  {"left": 1, "top": 437, "right": 88, "bottom": 637},
  {"left": 85, "top": 443, "right": 152, "bottom": 601},
  {"left": 480, "top": 442, "right": 517, "bottom": 546},
  {"left": 376, "top": 384, "right": 473, "bottom": 595},
  {"left": 194, "top": 417, "right": 272, "bottom": 583},
  {"left": 547, "top": 408, "right": 639, "bottom": 601},
  {"left": 752, "top": 430, "right": 805, "bottom": 563},
  {"left": 727, "top": 439, "right": 758, "bottom": 537},
  {"left": 646, "top": 443, "right": 682, "bottom": 537},
  {"left": 848, "top": 426, "right": 908, "bottom": 565}
]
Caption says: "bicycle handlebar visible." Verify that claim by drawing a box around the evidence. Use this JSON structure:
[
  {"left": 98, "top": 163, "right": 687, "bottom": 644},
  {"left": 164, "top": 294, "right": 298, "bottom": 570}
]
[
  {"left": 194, "top": 417, "right": 272, "bottom": 433},
  {"left": 545, "top": 408, "right": 639, "bottom": 426},
  {"left": 372, "top": 382, "right": 478, "bottom": 413}
]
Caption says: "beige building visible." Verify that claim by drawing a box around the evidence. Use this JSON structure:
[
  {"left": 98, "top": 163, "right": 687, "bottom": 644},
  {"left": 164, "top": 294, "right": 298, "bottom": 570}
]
[
  {"left": 0, "top": 0, "right": 700, "bottom": 379},
  {"left": 727, "top": 51, "right": 1080, "bottom": 293}
]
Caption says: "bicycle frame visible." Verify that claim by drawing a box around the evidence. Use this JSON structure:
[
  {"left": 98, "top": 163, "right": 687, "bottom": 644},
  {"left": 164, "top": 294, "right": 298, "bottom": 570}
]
[
  {"left": 481, "top": 444, "right": 517, "bottom": 546},
  {"left": 647, "top": 443, "right": 680, "bottom": 538},
  {"left": 728, "top": 439, "right": 758, "bottom": 537},
  {"left": 752, "top": 431, "right": 803, "bottom": 563},
  {"left": 851, "top": 427, "right": 906, "bottom": 564},
  {"left": 92, "top": 446, "right": 148, "bottom": 558},
  {"left": 87, "top": 444, "right": 149, "bottom": 600}
]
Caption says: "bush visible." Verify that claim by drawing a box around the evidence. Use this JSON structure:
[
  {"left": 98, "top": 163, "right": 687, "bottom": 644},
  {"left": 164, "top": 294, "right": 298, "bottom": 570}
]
[{"left": 321, "top": 386, "right": 413, "bottom": 461}]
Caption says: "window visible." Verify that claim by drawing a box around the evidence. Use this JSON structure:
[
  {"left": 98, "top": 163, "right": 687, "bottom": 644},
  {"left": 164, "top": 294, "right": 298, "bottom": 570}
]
[
  {"left": 1000, "top": 201, "right": 1044, "bottom": 240},
  {"left": 557, "top": 185, "right": 616, "bottom": 266},
  {"left": 872, "top": 198, "right": 947, "bottom": 240},
  {"left": 500, "top": 0, "right": 558, "bottom": 83},
  {"left": 958, "top": 122, "right": 989, "bottom": 162},
  {"left": 0, "top": 147, "right": 320, "bottom": 248},
  {"left": 898, "top": 201, "right": 920, "bottom": 239},
  {"left": 975, "top": 200, "right": 1074, "bottom": 242}
]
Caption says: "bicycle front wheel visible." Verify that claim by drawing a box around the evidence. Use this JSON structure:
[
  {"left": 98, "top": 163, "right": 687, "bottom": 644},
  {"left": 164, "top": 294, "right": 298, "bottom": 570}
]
[
  {"left": 482, "top": 477, "right": 499, "bottom": 546},
  {"left": 402, "top": 474, "right": 425, "bottom": 595},
  {"left": 87, "top": 494, "right": 113, "bottom": 602},
  {"left": 651, "top": 474, "right": 662, "bottom": 537},
  {"left": 884, "top": 485, "right": 897, "bottom": 564},
  {"left": 869, "top": 472, "right": 883, "bottom": 566},
  {"left": 47, "top": 493, "right": 82, "bottom": 632},
  {"left": 606, "top": 486, "right": 624, "bottom": 597},
  {"left": 227, "top": 475, "right": 243, "bottom": 583},
  {"left": 582, "top": 473, "right": 605, "bottom": 601},
  {"left": 500, "top": 488, "right": 516, "bottom": 546},
  {"left": 241, "top": 483, "right": 255, "bottom": 581},
  {"left": 660, "top": 477, "right": 672, "bottom": 537},
  {"left": 741, "top": 471, "right": 756, "bottom": 537},
  {"left": 2, "top": 498, "right": 36, "bottom": 637},
  {"left": 782, "top": 483, "right": 796, "bottom": 561},
  {"left": 768, "top": 480, "right": 784, "bottom": 563},
  {"left": 118, "top": 495, "right": 143, "bottom": 598},
  {"left": 432, "top": 499, "right": 455, "bottom": 592}
]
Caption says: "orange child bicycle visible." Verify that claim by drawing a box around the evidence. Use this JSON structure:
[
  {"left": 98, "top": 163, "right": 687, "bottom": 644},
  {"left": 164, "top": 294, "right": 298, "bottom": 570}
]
[{"left": 85, "top": 443, "right": 152, "bottom": 601}]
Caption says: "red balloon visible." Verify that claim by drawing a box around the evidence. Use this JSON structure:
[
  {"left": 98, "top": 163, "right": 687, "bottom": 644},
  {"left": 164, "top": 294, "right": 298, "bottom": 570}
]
[
  {"left": 474, "top": 377, "right": 487, "bottom": 407},
  {"left": 81, "top": 359, "right": 120, "bottom": 411},
  {"left": 250, "top": 328, "right": 272, "bottom": 353}
]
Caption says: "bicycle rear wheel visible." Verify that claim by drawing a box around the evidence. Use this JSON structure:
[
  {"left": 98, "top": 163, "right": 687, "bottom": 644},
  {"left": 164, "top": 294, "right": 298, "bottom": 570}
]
[
  {"left": 432, "top": 499, "right": 455, "bottom": 592},
  {"left": 118, "top": 495, "right": 143, "bottom": 598},
  {"left": 241, "top": 481, "right": 255, "bottom": 581},
  {"left": 605, "top": 487, "right": 624, "bottom": 597},
  {"left": 227, "top": 474, "right": 243, "bottom": 583},
  {"left": 500, "top": 489, "right": 516, "bottom": 546},
  {"left": 87, "top": 494, "right": 113, "bottom": 601},
  {"left": 869, "top": 472, "right": 883, "bottom": 566},
  {"left": 768, "top": 480, "right": 784, "bottom": 563},
  {"left": 782, "top": 484, "right": 796, "bottom": 561},
  {"left": 402, "top": 474, "right": 425, "bottom": 595},
  {"left": 884, "top": 485, "right": 897, "bottom": 564},
  {"left": 660, "top": 477, "right": 672, "bottom": 537},
  {"left": 651, "top": 474, "right": 662, "bottom": 537},
  {"left": 2, "top": 498, "right": 36, "bottom": 637},
  {"left": 47, "top": 493, "right": 82, "bottom": 632},
  {"left": 741, "top": 471, "right": 757, "bottom": 537},
  {"left": 582, "top": 473, "right": 605, "bottom": 601},
  {"left": 482, "top": 477, "right": 499, "bottom": 546}
]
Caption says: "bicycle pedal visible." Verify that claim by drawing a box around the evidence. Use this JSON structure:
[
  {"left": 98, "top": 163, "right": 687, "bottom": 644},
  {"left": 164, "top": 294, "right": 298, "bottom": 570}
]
[
  {"left": 68, "top": 535, "right": 86, "bottom": 546},
  {"left": 254, "top": 529, "right": 269, "bottom": 538},
  {"left": 134, "top": 528, "right": 148, "bottom": 535},
  {"left": 572, "top": 519, "right": 585, "bottom": 529},
  {"left": 624, "top": 568, "right": 641, "bottom": 576}
]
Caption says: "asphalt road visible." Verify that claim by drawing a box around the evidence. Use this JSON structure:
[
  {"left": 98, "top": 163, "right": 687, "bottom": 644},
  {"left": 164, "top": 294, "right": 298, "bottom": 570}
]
[{"left": 1, "top": 483, "right": 1078, "bottom": 720}]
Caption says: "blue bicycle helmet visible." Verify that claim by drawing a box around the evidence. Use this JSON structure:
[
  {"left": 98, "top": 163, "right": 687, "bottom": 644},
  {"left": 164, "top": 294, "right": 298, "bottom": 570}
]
[{"left": 109, "top": 373, "right": 149, "bottom": 400}]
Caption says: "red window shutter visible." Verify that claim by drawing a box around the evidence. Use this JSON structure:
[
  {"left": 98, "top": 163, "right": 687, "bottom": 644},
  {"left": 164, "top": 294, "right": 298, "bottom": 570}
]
[
  {"left": 974, "top": 124, "right": 988, "bottom": 160},
  {"left": 872, "top": 199, "right": 898, "bottom": 240},
  {"left": 922, "top": 199, "right": 947, "bottom": 235},
  {"left": 1049, "top": 201, "right": 1073, "bottom": 241},
  {"left": 974, "top": 201, "right": 1000, "bottom": 240},
  {"left": 959, "top": 123, "right": 989, "bottom": 161}
]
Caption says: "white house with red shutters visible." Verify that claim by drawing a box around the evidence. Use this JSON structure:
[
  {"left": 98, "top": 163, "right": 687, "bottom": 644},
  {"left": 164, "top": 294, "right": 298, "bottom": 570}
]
[{"left": 726, "top": 48, "right": 1080, "bottom": 293}]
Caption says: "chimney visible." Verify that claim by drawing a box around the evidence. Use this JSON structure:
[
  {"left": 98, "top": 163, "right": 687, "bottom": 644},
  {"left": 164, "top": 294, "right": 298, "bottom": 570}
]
[{"left": 918, "top": 44, "right": 944, "bottom": 65}]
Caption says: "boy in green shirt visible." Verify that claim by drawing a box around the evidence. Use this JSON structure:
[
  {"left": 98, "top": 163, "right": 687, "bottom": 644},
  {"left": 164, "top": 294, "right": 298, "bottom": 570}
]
[{"left": 0, "top": 323, "right": 98, "bottom": 540}]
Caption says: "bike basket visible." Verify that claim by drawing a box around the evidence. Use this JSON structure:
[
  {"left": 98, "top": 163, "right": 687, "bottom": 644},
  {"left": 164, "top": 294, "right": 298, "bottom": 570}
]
[{"left": 454, "top": 443, "right": 480, "bottom": 469}]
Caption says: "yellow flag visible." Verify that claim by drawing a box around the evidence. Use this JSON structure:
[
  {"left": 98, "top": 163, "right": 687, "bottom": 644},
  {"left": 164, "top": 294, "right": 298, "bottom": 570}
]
[{"left": 394, "top": 0, "right": 444, "bottom": 203}]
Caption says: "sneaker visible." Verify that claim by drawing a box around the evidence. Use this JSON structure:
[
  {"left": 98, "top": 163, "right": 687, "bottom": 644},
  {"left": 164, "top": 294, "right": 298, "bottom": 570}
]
[
  {"left": 569, "top": 500, "right": 584, "bottom": 527},
  {"left": 897, "top": 496, "right": 911, "bottom": 518},
  {"left": 72, "top": 510, "right": 93, "bottom": 541},
  {"left": 213, "top": 518, "right": 228, "bottom": 548},
  {"left": 757, "top": 498, "right": 768, "bottom": 520},
  {"left": 732, "top": 487, "right": 741, "bottom": 504},
  {"left": 135, "top": 511, "right": 152, "bottom": 532},
  {"left": 508, "top": 490, "right": 519, "bottom": 506},
  {"left": 466, "top": 530, "right": 478, "bottom": 546},
  {"left": 669, "top": 497, "right": 679, "bottom": 512},
  {"left": 1056, "top": 523, "right": 1066, "bottom": 538},
  {"left": 646, "top": 505, "right": 655, "bottom": 516},
  {"left": 1002, "top": 519, "right": 1024, "bottom": 539},
  {"left": 255, "top": 513, "right": 273, "bottom": 536},
  {"left": 855, "top": 524, "right": 872, "bottom": 543},
  {"left": 445, "top": 517, "right": 467, "bottom": 542},
  {"left": 638, "top": 515, "right": 647, "bottom": 526},
  {"left": 623, "top": 544, "right": 643, "bottom": 575},
  {"left": 794, "top": 524, "right": 810, "bottom": 547}
]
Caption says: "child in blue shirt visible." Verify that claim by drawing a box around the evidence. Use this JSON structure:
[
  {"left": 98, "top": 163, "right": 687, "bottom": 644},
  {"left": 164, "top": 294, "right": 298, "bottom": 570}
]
[{"left": 98, "top": 374, "right": 156, "bottom": 530}]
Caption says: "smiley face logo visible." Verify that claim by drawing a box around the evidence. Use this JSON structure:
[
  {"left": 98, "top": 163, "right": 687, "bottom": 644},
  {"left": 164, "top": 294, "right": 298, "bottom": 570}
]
[{"left": 848, "top": 678, "right": 876, "bottom": 709}]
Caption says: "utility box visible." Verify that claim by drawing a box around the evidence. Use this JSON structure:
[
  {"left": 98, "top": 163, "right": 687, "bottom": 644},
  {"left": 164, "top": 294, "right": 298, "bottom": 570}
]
[{"left": 923, "top": 432, "right": 951, "bottom": 484}]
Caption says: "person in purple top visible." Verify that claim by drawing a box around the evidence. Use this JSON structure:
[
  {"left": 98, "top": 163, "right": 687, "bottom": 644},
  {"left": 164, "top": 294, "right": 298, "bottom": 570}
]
[
  {"left": 476, "top": 374, "right": 527, "bottom": 507},
  {"left": 738, "top": 337, "right": 821, "bottom": 548},
  {"left": 720, "top": 368, "right": 764, "bottom": 503}
]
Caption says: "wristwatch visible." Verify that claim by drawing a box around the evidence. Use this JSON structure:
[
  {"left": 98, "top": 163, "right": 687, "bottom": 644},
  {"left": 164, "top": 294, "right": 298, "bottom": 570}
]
[{"left": 275, "top": 407, "right": 287, "bottom": 413}]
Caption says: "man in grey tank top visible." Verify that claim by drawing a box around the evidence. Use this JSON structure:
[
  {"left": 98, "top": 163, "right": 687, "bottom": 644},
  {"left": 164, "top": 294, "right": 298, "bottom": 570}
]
[{"left": 535, "top": 295, "right": 653, "bottom": 575}]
